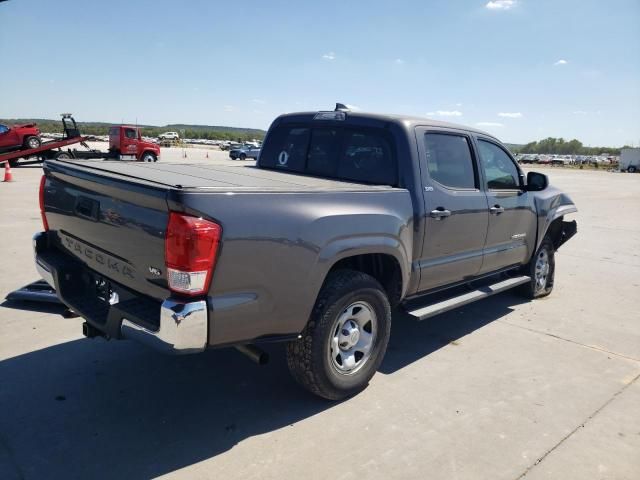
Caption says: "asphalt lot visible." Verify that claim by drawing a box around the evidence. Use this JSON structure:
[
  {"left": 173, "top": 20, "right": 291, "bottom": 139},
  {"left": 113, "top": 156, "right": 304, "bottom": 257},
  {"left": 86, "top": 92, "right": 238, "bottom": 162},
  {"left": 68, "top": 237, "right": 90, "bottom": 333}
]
[{"left": 0, "top": 154, "right": 639, "bottom": 479}]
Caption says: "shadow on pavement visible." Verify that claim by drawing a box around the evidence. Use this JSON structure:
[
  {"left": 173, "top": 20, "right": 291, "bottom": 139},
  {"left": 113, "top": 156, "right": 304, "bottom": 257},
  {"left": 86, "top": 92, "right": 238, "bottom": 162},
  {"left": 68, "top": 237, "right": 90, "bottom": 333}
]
[{"left": 0, "top": 292, "right": 525, "bottom": 479}]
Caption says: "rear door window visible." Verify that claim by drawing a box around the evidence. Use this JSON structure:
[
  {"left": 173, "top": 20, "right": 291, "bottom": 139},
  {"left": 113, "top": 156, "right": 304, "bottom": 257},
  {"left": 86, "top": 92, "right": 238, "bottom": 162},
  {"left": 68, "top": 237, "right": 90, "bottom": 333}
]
[{"left": 424, "top": 133, "right": 477, "bottom": 189}]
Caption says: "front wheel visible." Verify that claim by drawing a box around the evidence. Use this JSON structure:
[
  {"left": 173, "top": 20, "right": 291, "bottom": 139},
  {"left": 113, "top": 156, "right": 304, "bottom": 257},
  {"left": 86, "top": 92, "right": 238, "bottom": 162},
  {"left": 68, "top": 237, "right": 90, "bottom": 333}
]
[
  {"left": 239, "top": 153, "right": 247, "bottom": 160},
  {"left": 141, "top": 152, "right": 156, "bottom": 162},
  {"left": 628, "top": 165, "right": 637, "bottom": 173},
  {"left": 518, "top": 236, "right": 555, "bottom": 299},
  {"left": 286, "top": 270, "right": 391, "bottom": 400},
  {"left": 23, "top": 135, "right": 41, "bottom": 150}
]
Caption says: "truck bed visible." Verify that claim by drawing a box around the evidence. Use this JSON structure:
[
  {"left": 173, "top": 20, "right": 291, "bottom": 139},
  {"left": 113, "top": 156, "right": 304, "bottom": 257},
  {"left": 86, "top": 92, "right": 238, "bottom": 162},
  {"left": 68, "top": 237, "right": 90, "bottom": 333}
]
[{"left": 57, "top": 160, "right": 399, "bottom": 192}]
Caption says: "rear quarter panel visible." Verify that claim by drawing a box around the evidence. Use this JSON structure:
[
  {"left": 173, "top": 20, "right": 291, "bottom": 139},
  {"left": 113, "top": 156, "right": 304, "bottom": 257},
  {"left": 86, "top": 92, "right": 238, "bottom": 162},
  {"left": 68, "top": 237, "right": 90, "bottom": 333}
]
[{"left": 173, "top": 188, "right": 414, "bottom": 346}]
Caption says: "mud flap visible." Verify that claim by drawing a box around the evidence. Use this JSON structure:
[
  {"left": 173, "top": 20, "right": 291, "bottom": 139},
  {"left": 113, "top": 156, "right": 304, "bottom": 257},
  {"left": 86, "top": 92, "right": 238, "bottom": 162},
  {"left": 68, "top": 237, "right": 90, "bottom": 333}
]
[{"left": 556, "top": 220, "right": 577, "bottom": 250}]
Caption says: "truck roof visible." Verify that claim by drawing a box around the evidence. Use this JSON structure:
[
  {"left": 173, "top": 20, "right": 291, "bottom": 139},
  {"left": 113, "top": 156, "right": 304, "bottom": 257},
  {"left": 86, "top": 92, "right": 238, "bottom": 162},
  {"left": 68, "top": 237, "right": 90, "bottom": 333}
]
[{"left": 275, "top": 110, "right": 499, "bottom": 141}]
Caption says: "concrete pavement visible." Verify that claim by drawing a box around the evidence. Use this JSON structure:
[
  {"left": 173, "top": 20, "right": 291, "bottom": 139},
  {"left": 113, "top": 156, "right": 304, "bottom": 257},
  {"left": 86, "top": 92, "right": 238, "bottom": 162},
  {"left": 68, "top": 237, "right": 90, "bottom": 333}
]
[{"left": 0, "top": 158, "right": 638, "bottom": 479}]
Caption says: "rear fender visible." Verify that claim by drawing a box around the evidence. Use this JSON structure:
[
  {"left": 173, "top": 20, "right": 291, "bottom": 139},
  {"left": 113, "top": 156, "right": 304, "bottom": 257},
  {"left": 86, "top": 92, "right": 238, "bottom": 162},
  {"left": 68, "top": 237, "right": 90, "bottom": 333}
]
[{"left": 314, "top": 234, "right": 411, "bottom": 299}]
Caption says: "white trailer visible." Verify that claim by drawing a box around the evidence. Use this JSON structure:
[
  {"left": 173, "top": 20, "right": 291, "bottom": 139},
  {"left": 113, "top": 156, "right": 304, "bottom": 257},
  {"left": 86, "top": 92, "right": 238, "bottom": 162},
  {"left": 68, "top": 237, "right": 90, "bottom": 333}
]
[{"left": 620, "top": 148, "right": 640, "bottom": 172}]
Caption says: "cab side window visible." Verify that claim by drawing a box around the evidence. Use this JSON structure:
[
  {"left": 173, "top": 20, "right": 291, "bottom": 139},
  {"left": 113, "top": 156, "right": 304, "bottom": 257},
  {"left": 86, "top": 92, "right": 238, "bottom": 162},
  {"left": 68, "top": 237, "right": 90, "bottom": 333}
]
[
  {"left": 424, "top": 133, "right": 476, "bottom": 189},
  {"left": 125, "top": 128, "right": 137, "bottom": 139},
  {"left": 477, "top": 140, "right": 520, "bottom": 189},
  {"left": 0, "top": 125, "right": 9, "bottom": 135}
]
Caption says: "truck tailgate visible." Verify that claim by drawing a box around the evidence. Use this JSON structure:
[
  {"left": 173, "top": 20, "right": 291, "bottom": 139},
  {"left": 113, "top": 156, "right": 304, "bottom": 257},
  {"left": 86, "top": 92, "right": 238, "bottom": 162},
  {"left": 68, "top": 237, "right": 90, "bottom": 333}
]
[{"left": 42, "top": 161, "right": 170, "bottom": 301}]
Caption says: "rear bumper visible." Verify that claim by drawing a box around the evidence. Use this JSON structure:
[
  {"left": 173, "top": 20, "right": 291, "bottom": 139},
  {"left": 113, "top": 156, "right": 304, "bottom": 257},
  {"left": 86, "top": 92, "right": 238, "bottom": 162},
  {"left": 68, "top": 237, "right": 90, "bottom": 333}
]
[{"left": 33, "top": 232, "right": 208, "bottom": 354}]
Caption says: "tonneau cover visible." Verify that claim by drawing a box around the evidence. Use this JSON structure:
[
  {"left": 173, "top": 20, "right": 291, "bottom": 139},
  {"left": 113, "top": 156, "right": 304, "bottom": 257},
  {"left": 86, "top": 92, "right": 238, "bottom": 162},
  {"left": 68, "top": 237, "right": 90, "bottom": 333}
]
[{"left": 57, "top": 160, "right": 398, "bottom": 192}]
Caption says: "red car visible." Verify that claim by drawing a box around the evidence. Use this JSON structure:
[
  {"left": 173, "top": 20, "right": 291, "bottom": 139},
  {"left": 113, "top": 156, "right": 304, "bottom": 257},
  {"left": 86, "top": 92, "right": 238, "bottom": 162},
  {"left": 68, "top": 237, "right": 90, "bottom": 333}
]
[{"left": 0, "top": 122, "right": 42, "bottom": 153}]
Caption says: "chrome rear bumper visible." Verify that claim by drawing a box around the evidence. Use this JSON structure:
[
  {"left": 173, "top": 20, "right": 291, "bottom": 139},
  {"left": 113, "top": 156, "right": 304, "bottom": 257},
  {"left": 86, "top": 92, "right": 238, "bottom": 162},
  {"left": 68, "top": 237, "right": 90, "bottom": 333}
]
[{"left": 121, "top": 299, "right": 208, "bottom": 354}]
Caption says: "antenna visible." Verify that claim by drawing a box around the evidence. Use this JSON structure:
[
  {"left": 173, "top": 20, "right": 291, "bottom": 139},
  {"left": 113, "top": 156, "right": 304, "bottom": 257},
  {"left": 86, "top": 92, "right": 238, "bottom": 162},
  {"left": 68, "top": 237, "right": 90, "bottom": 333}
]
[{"left": 335, "top": 103, "right": 349, "bottom": 112}]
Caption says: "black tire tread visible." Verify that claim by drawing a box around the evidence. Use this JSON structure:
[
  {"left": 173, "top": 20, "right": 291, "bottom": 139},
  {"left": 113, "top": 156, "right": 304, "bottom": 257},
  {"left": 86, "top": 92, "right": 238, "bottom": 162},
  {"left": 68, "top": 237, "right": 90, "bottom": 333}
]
[{"left": 286, "top": 269, "right": 390, "bottom": 400}]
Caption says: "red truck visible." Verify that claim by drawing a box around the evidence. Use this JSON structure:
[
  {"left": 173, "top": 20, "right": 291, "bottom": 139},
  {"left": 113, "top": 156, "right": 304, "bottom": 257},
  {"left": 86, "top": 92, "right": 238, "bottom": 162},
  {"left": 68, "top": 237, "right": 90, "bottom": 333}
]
[
  {"left": 53, "top": 124, "right": 160, "bottom": 163},
  {"left": 0, "top": 122, "right": 42, "bottom": 154},
  {"left": 0, "top": 116, "right": 160, "bottom": 166}
]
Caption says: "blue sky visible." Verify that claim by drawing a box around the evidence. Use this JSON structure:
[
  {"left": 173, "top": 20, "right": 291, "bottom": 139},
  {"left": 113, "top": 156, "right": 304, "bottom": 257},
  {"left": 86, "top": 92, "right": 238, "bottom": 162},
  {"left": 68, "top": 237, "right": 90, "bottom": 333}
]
[{"left": 1, "top": 0, "right": 638, "bottom": 146}]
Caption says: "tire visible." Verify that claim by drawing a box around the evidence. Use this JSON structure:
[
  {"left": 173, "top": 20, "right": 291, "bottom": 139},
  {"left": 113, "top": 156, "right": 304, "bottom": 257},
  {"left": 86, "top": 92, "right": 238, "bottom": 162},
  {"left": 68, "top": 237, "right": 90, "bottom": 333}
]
[
  {"left": 53, "top": 151, "right": 73, "bottom": 160},
  {"left": 518, "top": 236, "right": 555, "bottom": 299},
  {"left": 239, "top": 153, "right": 247, "bottom": 161},
  {"left": 628, "top": 165, "right": 637, "bottom": 173},
  {"left": 286, "top": 270, "right": 392, "bottom": 400},
  {"left": 23, "top": 135, "right": 41, "bottom": 150},
  {"left": 141, "top": 152, "right": 156, "bottom": 162},
  {"left": 230, "top": 156, "right": 237, "bottom": 160}
]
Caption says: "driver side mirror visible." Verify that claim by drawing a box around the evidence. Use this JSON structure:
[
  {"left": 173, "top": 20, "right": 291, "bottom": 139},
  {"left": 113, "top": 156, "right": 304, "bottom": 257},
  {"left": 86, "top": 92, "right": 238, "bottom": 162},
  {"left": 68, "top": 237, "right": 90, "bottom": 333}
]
[{"left": 526, "top": 171, "right": 548, "bottom": 191}]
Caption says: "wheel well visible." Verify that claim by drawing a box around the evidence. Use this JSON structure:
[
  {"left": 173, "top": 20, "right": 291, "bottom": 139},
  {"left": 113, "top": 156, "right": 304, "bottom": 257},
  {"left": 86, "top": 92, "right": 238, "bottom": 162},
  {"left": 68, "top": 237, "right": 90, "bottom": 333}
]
[
  {"left": 328, "top": 254, "right": 403, "bottom": 306},
  {"left": 545, "top": 217, "right": 564, "bottom": 250}
]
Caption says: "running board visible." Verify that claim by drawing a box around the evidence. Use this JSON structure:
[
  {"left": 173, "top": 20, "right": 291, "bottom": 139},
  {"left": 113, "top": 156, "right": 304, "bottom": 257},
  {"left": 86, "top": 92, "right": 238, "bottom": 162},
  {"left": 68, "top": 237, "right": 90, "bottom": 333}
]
[{"left": 405, "top": 275, "right": 531, "bottom": 321}]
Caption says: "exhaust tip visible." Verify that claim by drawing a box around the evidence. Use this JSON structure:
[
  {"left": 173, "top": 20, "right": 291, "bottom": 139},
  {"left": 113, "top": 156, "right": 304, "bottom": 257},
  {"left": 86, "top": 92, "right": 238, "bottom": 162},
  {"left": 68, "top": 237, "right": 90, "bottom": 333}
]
[{"left": 235, "top": 344, "right": 269, "bottom": 365}]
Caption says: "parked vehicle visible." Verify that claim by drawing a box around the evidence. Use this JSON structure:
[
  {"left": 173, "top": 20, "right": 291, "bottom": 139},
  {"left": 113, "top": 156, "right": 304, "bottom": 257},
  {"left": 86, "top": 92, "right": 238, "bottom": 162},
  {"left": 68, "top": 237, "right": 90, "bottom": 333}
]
[
  {"left": 158, "top": 131, "right": 179, "bottom": 141},
  {"left": 620, "top": 148, "right": 640, "bottom": 173},
  {"left": 34, "top": 106, "right": 577, "bottom": 400},
  {"left": 0, "top": 122, "right": 42, "bottom": 154},
  {"left": 229, "top": 144, "right": 261, "bottom": 160}
]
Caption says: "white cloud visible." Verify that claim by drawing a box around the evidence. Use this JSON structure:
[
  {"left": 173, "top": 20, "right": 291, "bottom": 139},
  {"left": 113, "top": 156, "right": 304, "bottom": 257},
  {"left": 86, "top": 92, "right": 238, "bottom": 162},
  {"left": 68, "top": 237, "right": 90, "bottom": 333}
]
[
  {"left": 252, "top": 99, "right": 266, "bottom": 104},
  {"left": 486, "top": 0, "right": 516, "bottom": 10},
  {"left": 395, "top": 58, "right": 405, "bottom": 65},
  {"left": 426, "top": 110, "right": 463, "bottom": 117},
  {"left": 455, "top": 103, "right": 463, "bottom": 107},
  {"left": 322, "top": 52, "right": 336, "bottom": 60},
  {"left": 345, "top": 104, "right": 361, "bottom": 111},
  {"left": 476, "top": 122, "right": 504, "bottom": 127},
  {"left": 223, "top": 105, "right": 234, "bottom": 112},
  {"left": 554, "top": 59, "right": 568, "bottom": 66},
  {"left": 573, "top": 110, "right": 588, "bottom": 115},
  {"left": 498, "top": 112, "right": 523, "bottom": 118}
]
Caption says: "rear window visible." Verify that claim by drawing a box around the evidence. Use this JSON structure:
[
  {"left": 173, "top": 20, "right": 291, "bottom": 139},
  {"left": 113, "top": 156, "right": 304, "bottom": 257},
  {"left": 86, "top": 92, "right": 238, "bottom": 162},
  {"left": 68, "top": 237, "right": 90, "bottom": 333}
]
[{"left": 259, "top": 125, "right": 397, "bottom": 185}]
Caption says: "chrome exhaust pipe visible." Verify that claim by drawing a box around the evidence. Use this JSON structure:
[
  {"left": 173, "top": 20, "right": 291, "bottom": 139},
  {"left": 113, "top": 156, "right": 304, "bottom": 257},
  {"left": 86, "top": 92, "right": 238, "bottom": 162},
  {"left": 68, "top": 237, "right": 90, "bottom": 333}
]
[{"left": 235, "top": 344, "right": 269, "bottom": 365}]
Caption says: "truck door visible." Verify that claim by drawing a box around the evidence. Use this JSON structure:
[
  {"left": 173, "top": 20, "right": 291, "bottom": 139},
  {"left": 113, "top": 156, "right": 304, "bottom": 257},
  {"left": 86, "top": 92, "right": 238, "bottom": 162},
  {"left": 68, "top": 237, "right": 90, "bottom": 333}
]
[
  {"left": 474, "top": 137, "right": 536, "bottom": 273},
  {"left": 0, "top": 124, "right": 19, "bottom": 148},
  {"left": 416, "top": 128, "right": 489, "bottom": 291},
  {"left": 121, "top": 127, "right": 139, "bottom": 156}
]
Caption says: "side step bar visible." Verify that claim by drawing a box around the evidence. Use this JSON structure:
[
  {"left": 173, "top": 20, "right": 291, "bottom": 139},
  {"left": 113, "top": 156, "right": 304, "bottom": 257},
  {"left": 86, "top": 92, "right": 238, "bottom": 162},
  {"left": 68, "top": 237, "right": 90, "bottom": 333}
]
[{"left": 406, "top": 275, "right": 531, "bottom": 321}]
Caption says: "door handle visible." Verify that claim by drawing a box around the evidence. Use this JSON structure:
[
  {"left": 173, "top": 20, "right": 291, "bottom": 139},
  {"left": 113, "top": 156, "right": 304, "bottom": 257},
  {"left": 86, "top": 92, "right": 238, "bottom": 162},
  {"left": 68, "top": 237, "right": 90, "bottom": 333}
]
[
  {"left": 489, "top": 205, "right": 505, "bottom": 215},
  {"left": 430, "top": 208, "right": 451, "bottom": 219}
]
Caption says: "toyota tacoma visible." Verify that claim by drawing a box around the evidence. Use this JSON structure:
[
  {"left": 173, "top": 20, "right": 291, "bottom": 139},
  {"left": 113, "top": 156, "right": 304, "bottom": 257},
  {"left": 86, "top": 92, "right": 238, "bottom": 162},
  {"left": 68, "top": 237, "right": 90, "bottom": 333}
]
[{"left": 34, "top": 106, "right": 577, "bottom": 400}]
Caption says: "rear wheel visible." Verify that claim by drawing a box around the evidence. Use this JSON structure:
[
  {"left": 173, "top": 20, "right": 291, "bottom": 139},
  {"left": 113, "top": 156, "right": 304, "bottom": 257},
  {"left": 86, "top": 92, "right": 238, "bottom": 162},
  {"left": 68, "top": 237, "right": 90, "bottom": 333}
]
[
  {"left": 518, "top": 236, "right": 555, "bottom": 299},
  {"left": 286, "top": 270, "right": 391, "bottom": 400},
  {"left": 53, "top": 151, "right": 73, "bottom": 160},
  {"left": 23, "top": 136, "right": 41, "bottom": 150},
  {"left": 628, "top": 165, "right": 637, "bottom": 173},
  {"left": 141, "top": 152, "right": 156, "bottom": 162}
]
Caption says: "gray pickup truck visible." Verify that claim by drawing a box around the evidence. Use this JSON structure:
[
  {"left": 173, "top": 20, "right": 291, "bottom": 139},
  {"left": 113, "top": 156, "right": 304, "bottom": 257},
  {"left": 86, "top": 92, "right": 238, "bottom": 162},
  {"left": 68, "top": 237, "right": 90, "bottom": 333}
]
[{"left": 34, "top": 106, "right": 577, "bottom": 400}]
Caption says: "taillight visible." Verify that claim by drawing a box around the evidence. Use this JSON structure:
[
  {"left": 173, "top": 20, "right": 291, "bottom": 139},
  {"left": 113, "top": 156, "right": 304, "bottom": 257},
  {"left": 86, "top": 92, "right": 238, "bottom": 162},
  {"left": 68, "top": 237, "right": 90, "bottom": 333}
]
[
  {"left": 165, "top": 212, "right": 221, "bottom": 296},
  {"left": 39, "top": 175, "right": 49, "bottom": 231}
]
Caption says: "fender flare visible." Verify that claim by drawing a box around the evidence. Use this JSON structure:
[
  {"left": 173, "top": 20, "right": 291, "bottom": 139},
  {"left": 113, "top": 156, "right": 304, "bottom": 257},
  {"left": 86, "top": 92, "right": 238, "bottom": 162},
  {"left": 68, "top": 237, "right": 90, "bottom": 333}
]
[{"left": 310, "top": 234, "right": 412, "bottom": 300}]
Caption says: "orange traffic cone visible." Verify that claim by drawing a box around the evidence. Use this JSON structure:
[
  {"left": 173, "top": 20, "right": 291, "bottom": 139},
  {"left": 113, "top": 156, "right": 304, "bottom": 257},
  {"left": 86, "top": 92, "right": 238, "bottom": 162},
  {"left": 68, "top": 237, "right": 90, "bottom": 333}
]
[{"left": 3, "top": 162, "right": 13, "bottom": 182}]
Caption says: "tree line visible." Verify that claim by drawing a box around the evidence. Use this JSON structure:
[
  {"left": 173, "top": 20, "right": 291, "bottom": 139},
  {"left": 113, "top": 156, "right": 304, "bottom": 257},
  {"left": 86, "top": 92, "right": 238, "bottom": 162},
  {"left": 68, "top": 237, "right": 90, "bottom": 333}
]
[
  {"left": 1, "top": 119, "right": 265, "bottom": 142},
  {"left": 516, "top": 137, "right": 626, "bottom": 156}
]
